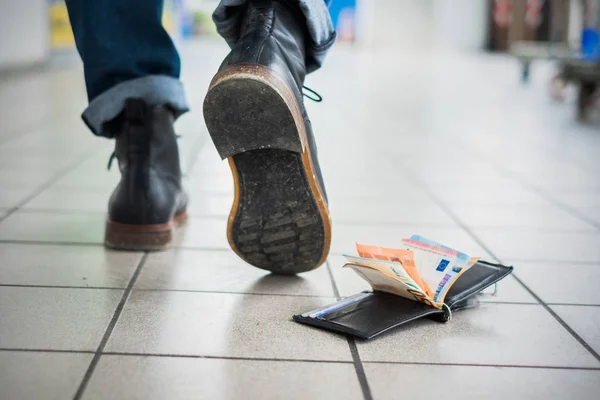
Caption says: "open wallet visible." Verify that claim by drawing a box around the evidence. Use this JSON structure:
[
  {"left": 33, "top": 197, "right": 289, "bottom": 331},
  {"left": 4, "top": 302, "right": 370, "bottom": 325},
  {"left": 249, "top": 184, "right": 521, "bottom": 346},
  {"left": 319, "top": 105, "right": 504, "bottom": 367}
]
[{"left": 293, "top": 260, "right": 513, "bottom": 340}]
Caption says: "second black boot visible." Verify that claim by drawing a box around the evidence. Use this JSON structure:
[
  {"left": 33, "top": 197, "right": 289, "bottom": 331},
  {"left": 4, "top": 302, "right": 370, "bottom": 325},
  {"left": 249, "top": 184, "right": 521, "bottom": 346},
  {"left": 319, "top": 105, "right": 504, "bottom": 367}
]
[
  {"left": 203, "top": 0, "right": 331, "bottom": 274},
  {"left": 105, "top": 98, "right": 188, "bottom": 251}
]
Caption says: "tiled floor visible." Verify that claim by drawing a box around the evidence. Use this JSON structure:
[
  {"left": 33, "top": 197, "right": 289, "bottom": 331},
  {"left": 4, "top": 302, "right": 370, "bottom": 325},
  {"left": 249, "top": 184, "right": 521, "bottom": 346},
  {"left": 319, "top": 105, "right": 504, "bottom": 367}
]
[{"left": 1, "top": 39, "right": 600, "bottom": 399}]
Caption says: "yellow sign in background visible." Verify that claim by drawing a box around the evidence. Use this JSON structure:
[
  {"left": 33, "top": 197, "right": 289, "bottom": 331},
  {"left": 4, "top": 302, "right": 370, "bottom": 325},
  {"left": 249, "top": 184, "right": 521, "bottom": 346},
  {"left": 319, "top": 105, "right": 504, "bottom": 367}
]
[
  {"left": 48, "top": 0, "right": 179, "bottom": 50},
  {"left": 49, "top": 1, "right": 75, "bottom": 49}
]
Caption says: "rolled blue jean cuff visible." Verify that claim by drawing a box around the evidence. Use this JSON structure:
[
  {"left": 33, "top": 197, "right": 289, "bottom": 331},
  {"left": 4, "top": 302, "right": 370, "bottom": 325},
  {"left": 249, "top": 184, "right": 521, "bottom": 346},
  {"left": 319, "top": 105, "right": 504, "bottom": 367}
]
[{"left": 82, "top": 75, "right": 190, "bottom": 136}]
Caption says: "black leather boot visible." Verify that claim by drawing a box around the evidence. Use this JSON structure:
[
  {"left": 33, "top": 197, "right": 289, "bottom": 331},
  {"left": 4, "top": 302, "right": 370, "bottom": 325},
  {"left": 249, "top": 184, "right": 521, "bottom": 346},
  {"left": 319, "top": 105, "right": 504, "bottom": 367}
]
[
  {"left": 105, "top": 98, "right": 187, "bottom": 251},
  {"left": 203, "top": 0, "right": 331, "bottom": 274}
]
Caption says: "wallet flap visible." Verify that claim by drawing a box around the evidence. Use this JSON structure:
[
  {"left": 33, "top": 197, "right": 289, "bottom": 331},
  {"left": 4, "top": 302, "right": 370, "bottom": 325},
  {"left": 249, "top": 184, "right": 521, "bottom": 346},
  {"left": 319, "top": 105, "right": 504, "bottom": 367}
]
[
  {"left": 293, "top": 291, "right": 443, "bottom": 340},
  {"left": 445, "top": 260, "right": 513, "bottom": 308}
]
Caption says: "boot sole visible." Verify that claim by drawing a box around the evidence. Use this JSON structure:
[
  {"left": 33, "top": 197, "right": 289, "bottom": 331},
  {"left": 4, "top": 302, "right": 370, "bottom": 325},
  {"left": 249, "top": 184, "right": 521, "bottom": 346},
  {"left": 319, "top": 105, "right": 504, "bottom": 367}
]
[
  {"left": 203, "top": 64, "right": 331, "bottom": 274},
  {"left": 104, "top": 211, "right": 188, "bottom": 251}
]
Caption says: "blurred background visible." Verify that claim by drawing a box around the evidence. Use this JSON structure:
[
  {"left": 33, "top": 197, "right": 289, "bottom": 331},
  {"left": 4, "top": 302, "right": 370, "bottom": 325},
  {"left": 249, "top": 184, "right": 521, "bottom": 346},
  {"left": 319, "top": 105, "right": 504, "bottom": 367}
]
[{"left": 1, "top": 0, "right": 599, "bottom": 118}]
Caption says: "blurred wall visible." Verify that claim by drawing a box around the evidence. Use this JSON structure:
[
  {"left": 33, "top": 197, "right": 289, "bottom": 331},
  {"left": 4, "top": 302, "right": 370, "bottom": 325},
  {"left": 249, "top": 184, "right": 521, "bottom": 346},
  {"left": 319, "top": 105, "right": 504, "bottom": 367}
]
[
  {"left": 357, "top": 0, "right": 488, "bottom": 52},
  {"left": 0, "top": 0, "right": 49, "bottom": 70},
  {"left": 359, "top": 0, "right": 435, "bottom": 50},
  {"left": 432, "top": 0, "right": 488, "bottom": 51}
]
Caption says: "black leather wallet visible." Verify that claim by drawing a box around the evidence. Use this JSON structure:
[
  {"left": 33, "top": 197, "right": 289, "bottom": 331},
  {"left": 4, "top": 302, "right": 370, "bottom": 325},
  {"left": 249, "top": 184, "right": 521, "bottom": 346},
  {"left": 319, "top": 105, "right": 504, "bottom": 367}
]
[{"left": 293, "top": 260, "right": 513, "bottom": 340}]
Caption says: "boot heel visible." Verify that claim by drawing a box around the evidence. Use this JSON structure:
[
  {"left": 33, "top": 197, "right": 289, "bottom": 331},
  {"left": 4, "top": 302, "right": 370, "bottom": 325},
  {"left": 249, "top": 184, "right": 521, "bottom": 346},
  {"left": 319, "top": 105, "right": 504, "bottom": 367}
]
[
  {"left": 104, "top": 212, "right": 188, "bottom": 251},
  {"left": 203, "top": 64, "right": 306, "bottom": 159}
]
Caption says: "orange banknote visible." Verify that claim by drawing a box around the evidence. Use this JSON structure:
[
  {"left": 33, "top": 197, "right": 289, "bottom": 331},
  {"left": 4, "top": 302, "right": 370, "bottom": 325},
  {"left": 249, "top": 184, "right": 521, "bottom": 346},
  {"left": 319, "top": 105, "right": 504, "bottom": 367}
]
[{"left": 356, "top": 243, "right": 434, "bottom": 297}]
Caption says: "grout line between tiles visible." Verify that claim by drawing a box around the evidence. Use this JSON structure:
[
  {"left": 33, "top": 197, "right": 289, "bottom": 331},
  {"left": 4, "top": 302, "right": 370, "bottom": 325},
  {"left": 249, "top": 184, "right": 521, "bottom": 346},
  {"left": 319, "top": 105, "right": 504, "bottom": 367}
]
[
  {"left": 361, "top": 360, "right": 600, "bottom": 371},
  {"left": 4, "top": 283, "right": 590, "bottom": 306},
  {"left": 546, "top": 303, "right": 600, "bottom": 307},
  {"left": 346, "top": 339, "right": 374, "bottom": 400},
  {"left": 325, "top": 259, "right": 341, "bottom": 299},
  {"left": 0, "top": 348, "right": 95, "bottom": 355},
  {"left": 330, "top": 222, "right": 600, "bottom": 234},
  {"left": 2, "top": 348, "right": 598, "bottom": 372},
  {"left": 101, "top": 351, "right": 355, "bottom": 364},
  {"left": 326, "top": 260, "right": 373, "bottom": 400},
  {"left": 449, "top": 139, "right": 600, "bottom": 232},
  {"left": 329, "top": 220, "right": 459, "bottom": 228},
  {"left": 0, "top": 239, "right": 105, "bottom": 247},
  {"left": 502, "top": 259, "right": 600, "bottom": 265},
  {"left": 477, "top": 300, "right": 539, "bottom": 305},
  {"left": 0, "top": 284, "right": 124, "bottom": 291},
  {"left": 0, "top": 239, "right": 233, "bottom": 252},
  {"left": 487, "top": 167, "right": 600, "bottom": 231},
  {"left": 511, "top": 273, "right": 600, "bottom": 363},
  {"left": 396, "top": 163, "right": 600, "bottom": 365},
  {"left": 0, "top": 145, "right": 101, "bottom": 225},
  {"left": 0, "top": 282, "right": 335, "bottom": 299},
  {"left": 131, "top": 288, "right": 336, "bottom": 298},
  {"left": 15, "top": 208, "right": 107, "bottom": 215},
  {"left": 72, "top": 253, "right": 148, "bottom": 400}
]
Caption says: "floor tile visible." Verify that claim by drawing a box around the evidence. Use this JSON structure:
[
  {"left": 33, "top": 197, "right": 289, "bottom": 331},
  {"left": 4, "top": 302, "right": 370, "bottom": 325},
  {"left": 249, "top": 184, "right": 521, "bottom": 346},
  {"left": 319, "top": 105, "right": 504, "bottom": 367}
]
[
  {"left": 328, "top": 255, "right": 536, "bottom": 303},
  {"left": 429, "top": 184, "right": 548, "bottom": 206},
  {"left": 185, "top": 173, "right": 235, "bottom": 195},
  {"left": 0, "top": 169, "right": 55, "bottom": 189},
  {"left": 0, "top": 287, "right": 122, "bottom": 350},
  {"left": 356, "top": 304, "right": 599, "bottom": 367},
  {"left": 105, "top": 291, "right": 352, "bottom": 361},
  {"left": 578, "top": 207, "right": 600, "bottom": 225},
  {"left": 531, "top": 173, "right": 600, "bottom": 190},
  {"left": 22, "top": 187, "right": 110, "bottom": 212},
  {"left": 552, "top": 305, "right": 600, "bottom": 354},
  {"left": 0, "top": 244, "right": 140, "bottom": 288},
  {"left": 0, "top": 187, "right": 38, "bottom": 208},
  {"left": 514, "top": 262, "right": 600, "bottom": 305},
  {"left": 0, "top": 211, "right": 105, "bottom": 243},
  {"left": 472, "top": 230, "right": 600, "bottom": 263},
  {"left": 52, "top": 161, "right": 120, "bottom": 191},
  {"left": 447, "top": 204, "right": 596, "bottom": 231},
  {"left": 185, "top": 194, "right": 232, "bottom": 217},
  {"left": 550, "top": 190, "right": 600, "bottom": 209},
  {"left": 365, "top": 364, "right": 600, "bottom": 400},
  {"left": 419, "top": 168, "right": 516, "bottom": 186},
  {"left": 0, "top": 351, "right": 92, "bottom": 400},
  {"left": 326, "top": 185, "right": 433, "bottom": 203},
  {"left": 330, "top": 223, "right": 489, "bottom": 258},
  {"left": 136, "top": 249, "right": 335, "bottom": 297},
  {"left": 173, "top": 216, "right": 230, "bottom": 249},
  {"left": 83, "top": 355, "right": 362, "bottom": 400},
  {"left": 425, "top": 174, "right": 520, "bottom": 190},
  {"left": 329, "top": 197, "right": 456, "bottom": 225}
]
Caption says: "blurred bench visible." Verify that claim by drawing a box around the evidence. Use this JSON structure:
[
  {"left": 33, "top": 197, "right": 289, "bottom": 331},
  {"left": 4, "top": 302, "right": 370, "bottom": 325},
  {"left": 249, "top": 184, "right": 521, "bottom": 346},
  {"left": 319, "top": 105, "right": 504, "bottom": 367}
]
[
  {"left": 560, "top": 60, "right": 600, "bottom": 120},
  {"left": 509, "top": 41, "right": 579, "bottom": 83},
  {"left": 510, "top": 41, "right": 599, "bottom": 121}
]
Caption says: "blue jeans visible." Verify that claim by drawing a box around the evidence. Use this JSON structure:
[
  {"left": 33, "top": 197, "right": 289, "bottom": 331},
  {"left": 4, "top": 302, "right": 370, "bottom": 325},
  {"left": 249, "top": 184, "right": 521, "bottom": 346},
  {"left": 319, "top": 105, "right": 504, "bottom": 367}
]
[{"left": 65, "top": 0, "right": 336, "bottom": 136}]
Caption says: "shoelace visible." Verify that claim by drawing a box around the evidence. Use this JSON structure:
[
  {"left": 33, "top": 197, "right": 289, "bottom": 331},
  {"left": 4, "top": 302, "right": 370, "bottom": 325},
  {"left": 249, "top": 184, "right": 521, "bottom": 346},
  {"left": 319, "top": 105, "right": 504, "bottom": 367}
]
[
  {"left": 107, "top": 87, "right": 321, "bottom": 170},
  {"left": 107, "top": 153, "right": 116, "bottom": 170},
  {"left": 302, "top": 86, "right": 322, "bottom": 102}
]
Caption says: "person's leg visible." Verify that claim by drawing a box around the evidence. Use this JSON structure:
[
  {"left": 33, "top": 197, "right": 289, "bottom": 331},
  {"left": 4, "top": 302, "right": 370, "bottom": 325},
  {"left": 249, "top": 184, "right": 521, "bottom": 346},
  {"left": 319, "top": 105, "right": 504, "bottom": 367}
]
[
  {"left": 65, "top": 0, "right": 188, "bottom": 250},
  {"left": 204, "top": 0, "right": 335, "bottom": 274},
  {"left": 65, "top": 0, "right": 189, "bottom": 136}
]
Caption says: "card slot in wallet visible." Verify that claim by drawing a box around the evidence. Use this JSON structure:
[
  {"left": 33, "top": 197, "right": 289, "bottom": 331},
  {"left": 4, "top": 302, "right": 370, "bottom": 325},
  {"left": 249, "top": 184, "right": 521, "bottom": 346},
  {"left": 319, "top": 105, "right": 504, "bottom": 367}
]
[{"left": 293, "top": 261, "right": 513, "bottom": 339}]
